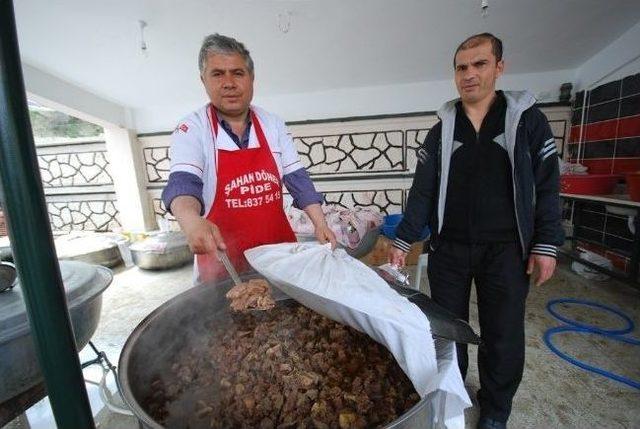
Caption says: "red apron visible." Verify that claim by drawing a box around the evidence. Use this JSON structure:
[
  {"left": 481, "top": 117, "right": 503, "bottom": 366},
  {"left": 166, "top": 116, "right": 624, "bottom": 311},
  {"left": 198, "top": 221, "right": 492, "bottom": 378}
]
[{"left": 196, "top": 105, "right": 296, "bottom": 282}]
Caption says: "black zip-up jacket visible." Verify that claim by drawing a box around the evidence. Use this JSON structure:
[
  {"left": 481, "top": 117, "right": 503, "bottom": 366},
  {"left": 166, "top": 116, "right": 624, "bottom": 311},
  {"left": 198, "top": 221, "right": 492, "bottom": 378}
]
[{"left": 393, "top": 91, "right": 564, "bottom": 259}]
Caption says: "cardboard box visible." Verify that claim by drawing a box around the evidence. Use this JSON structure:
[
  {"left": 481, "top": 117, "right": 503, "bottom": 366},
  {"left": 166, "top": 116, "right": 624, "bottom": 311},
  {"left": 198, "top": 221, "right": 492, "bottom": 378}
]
[{"left": 360, "top": 236, "right": 425, "bottom": 266}]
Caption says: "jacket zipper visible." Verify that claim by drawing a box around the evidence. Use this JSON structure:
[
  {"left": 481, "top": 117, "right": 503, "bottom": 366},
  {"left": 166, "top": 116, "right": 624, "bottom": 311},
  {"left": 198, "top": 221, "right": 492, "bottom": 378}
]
[{"left": 512, "top": 120, "right": 526, "bottom": 256}]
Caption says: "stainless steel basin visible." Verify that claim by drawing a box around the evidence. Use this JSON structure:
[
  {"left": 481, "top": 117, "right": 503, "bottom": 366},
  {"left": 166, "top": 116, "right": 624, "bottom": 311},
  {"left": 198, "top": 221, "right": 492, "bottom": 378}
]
[{"left": 118, "top": 272, "right": 449, "bottom": 429}]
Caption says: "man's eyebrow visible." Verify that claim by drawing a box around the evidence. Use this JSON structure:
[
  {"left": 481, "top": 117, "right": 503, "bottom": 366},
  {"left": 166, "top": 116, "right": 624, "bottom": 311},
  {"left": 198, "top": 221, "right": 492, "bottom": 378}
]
[{"left": 210, "top": 67, "right": 245, "bottom": 73}]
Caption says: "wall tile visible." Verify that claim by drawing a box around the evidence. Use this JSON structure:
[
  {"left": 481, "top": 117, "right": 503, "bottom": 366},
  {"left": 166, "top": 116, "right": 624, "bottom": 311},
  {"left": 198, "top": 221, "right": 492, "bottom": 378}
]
[
  {"left": 622, "top": 73, "right": 640, "bottom": 97},
  {"left": 618, "top": 115, "right": 640, "bottom": 139},
  {"left": 569, "top": 125, "right": 582, "bottom": 142},
  {"left": 613, "top": 137, "right": 640, "bottom": 157},
  {"left": 587, "top": 99, "right": 619, "bottom": 124},
  {"left": 583, "top": 139, "right": 615, "bottom": 159},
  {"left": 581, "top": 157, "right": 640, "bottom": 174},
  {"left": 620, "top": 94, "right": 640, "bottom": 118},
  {"left": 610, "top": 157, "right": 640, "bottom": 174},
  {"left": 589, "top": 80, "right": 621, "bottom": 105},
  {"left": 585, "top": 118, "right": 619, "bottom": 142}
]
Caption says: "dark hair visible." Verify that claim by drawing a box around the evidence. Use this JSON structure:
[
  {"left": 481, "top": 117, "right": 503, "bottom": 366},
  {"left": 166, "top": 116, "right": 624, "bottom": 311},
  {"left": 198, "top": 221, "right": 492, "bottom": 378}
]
[{"left": 453, "top": 33, "right": 503, "bottom": 67}]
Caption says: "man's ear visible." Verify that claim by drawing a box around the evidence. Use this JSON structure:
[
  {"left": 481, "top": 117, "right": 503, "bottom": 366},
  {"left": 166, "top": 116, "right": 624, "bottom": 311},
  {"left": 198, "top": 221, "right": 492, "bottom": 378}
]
[{"left": 496, "top": 59, "right": 505, "bottom": 77}]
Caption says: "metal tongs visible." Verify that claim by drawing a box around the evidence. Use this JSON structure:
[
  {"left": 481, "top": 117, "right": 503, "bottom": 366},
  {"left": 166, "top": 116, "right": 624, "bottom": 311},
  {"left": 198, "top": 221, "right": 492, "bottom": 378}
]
[{"left": 218, "top": 250, "right": 242, "bottom": 287}]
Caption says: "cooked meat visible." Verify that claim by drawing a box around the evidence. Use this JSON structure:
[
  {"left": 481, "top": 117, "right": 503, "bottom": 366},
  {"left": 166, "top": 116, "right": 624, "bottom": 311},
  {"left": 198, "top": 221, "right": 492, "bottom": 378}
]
[
  {"left": 145, "top": 302, "right": 420, "bottom": 429},
  {"left": 226, "top": 279, "right": 276, "bottom": 312}
]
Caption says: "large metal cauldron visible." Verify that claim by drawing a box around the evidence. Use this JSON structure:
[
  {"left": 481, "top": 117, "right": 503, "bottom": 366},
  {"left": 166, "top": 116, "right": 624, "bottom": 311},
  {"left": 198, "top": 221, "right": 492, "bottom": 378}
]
[
  {"left": 118, "top": 272, "right": 449, "bottom": 429},
  {"left": 0, "top": 261, "right": 112, "bottom": 418}
]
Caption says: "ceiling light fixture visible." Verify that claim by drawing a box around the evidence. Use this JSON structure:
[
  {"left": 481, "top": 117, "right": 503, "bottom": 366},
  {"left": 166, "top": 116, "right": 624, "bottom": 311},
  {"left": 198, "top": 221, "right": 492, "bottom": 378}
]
[
  {"left": 480, "top": 0, "right": 489, "bottom": 18},
  {"left": 138, "top": 20, "right": 148, "bottom": 54},
  {"left": 277, "top": 11, "right": 292, "bottom": 33}
]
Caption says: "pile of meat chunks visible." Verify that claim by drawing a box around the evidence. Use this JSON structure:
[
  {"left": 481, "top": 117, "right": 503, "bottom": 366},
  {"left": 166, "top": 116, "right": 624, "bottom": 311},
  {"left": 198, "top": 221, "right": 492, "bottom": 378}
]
[{"left": 147, "top": 281, "right": 419, "bottom": 429}]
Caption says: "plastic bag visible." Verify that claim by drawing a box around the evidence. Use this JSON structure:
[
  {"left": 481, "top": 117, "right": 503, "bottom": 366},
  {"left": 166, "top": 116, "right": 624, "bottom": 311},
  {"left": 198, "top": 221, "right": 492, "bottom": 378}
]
[
  {"left": 245, "top": 242, "right": 471, "bottom": 428},
  {"left": 571, "top": 248, "right": 612, "bottom": 281},
  {"left": 559, "top": 158, "right": 588, "bottom": 175},
  {"left": 287, "top": 205, "right": 383, "bottom": 249}
]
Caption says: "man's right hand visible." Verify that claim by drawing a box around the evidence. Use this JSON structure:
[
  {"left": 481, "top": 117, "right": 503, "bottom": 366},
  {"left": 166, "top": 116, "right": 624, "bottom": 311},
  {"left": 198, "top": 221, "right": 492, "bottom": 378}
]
[
  {"left": 388, "top": 246, "right": 407, "bottom": 267},
  {"left": 181, "top": 216, "right": 226, "bottom": 256},
  {"left": 170, "top": 196, "right": 226, "bottom": 258}
]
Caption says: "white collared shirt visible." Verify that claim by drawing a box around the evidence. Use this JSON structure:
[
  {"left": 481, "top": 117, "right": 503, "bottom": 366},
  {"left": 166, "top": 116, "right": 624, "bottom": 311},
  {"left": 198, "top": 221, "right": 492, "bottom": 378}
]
[{"left": 169, "top": 104, "right": 304, "bottom": 217}]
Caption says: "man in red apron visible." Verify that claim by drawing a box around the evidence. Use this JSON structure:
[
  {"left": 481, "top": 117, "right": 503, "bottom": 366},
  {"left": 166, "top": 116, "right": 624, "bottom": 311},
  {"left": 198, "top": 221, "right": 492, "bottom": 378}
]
[{"left": 162, "top": 34, "right": 336, "bottom": 282}]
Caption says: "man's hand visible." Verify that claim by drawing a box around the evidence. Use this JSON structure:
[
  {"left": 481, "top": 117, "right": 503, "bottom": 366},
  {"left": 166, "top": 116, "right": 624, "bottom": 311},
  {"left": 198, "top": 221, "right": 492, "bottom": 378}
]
[
  {"left": 527, "top": 254, "right": 556, "bottom": 286},
  {"left": 388, "top": 247, "right": 407, "bottom": 268},
  {"left": 171, "top": 196, "right": 226, "bottom": 258},
  {"left": 304, "top": 203, "right": 337, "bottom": 249},
  {"left": 314, "top": 223, "right": 337, "bottom": 249},
  {"left": 181, "top": 216, "right": 226, "bottom": 256}
]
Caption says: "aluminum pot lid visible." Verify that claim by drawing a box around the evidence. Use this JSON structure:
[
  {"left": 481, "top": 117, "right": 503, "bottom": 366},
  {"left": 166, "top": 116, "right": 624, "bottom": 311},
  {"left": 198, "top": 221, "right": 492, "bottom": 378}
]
[
  {"left": 54, "top": 233, "right": 120, "bottom": 259},
  {"left": 0, "top": 260, "right": 113, "bottom": 344},
  {"left": 129, "top": 231, "right": 189, "bottom": 253}
]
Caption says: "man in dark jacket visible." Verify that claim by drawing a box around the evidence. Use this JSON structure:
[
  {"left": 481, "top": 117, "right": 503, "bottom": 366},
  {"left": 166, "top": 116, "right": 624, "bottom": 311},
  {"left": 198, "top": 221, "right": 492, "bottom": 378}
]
[{"left": 389, "top": 33, "right": 563, "bottom": 429}]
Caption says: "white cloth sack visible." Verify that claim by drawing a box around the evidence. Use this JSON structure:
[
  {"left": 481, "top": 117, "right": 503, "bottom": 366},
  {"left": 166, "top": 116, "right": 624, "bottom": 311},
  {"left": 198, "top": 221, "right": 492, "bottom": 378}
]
[{"left": 245, "top": 242, "right": 471, "bottom": 428}]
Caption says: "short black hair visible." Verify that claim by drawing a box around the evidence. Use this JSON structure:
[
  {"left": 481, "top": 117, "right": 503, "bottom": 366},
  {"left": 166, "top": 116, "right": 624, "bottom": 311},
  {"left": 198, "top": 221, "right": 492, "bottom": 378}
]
[{"left": 453, "top": 33, "right": 503, "bottom": 67}]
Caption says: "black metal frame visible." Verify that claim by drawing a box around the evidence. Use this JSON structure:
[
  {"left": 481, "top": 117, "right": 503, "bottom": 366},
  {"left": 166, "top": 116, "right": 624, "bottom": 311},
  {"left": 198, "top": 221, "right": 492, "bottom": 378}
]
[{"left": 561, "top": 193, "right": 640, "bottom": 287}]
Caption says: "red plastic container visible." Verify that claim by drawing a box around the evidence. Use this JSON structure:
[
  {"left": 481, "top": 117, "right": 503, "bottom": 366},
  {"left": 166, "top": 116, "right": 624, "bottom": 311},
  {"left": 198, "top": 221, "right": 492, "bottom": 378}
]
[
  {"left": 625, "top": 172, "right": 640, "bottom": 202},
  {"left": 560, "top": 174, "right": 621, "bottom": 195}
]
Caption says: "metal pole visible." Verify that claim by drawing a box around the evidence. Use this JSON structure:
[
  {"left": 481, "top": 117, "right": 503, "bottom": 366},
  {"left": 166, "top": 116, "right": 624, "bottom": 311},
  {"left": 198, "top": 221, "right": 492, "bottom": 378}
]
[{"left": 0, "top": 1, "right": 95, "bottom": 427}]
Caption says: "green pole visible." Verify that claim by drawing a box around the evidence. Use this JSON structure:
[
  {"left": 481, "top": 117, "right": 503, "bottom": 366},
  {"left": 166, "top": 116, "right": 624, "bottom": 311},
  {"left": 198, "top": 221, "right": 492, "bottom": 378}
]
[{"left": 0, "top": 1, "right": 95, "bottom": 427}]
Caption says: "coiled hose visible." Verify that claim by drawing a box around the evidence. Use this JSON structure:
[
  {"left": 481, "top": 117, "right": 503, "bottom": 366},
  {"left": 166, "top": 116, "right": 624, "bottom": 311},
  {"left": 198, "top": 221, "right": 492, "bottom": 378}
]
[{"left": 544, "top": 298, "right": 640, "bottom": 390}]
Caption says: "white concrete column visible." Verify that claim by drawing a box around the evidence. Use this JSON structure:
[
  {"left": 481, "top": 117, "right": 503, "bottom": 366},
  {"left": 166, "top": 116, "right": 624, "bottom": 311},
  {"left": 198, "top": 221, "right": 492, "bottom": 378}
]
[{"left": 103, "top": 126, "right": 156, "bottom": 231}]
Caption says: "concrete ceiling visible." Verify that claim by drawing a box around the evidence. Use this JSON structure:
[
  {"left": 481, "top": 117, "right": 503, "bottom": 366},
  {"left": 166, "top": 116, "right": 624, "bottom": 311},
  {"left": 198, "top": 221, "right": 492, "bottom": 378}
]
[{"left": 13, "top": 0, "right": 640, "bottom": 115}]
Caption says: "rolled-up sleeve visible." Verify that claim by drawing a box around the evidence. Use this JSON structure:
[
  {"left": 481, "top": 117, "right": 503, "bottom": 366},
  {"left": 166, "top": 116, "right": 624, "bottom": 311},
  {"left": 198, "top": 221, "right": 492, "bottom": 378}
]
[
  {"left": 283, "top": 168, "right": 323, "bottom": 209},
  {"left": 162, "top": 172, "right": 204, "bottom": 215}
]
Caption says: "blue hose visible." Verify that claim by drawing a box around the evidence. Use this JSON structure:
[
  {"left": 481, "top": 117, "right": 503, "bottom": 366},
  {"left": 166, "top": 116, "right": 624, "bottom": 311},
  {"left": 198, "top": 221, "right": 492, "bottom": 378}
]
[{"left": 544, "top": 298, "right": 640, "bottom": 390}]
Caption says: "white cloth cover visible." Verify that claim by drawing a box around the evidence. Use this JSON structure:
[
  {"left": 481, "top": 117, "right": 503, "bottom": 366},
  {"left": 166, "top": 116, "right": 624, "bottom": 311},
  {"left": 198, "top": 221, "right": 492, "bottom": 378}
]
[{"left": 245, "top": 242, "right": 470, "bottom": 428}]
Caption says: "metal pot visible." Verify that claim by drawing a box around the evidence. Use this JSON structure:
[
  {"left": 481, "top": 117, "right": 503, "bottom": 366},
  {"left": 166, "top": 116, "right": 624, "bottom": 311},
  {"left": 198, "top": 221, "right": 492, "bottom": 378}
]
[
  {"left": 0, "top": 261, "right": 113, "bottom": 410},
  {"left": 118, "top": 272, "right": 447, "bottom": 429},
  {"left": 0, "top": 236, "right": 12, "bottom": 262},
  {"left": 55, "top": 234, "right": 123, "bottom": 268},
  {"left": 296, "top": 227, "right": 380, "bottom": 259},
  {"left": 129, "top": 231, "right": 193, "bottom": 270},
  {"left": 0, "top": 261, "right": 16, "bottom": 292}
]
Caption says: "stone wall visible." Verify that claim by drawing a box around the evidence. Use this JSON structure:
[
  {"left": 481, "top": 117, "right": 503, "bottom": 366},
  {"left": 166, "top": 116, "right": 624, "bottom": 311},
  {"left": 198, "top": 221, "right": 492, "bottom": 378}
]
[
  {"left": 140, "top": 105, "right": 571, "bottom": 227},
  {"left": 36, "top": 138, "right": 121, "bottom": 232}
]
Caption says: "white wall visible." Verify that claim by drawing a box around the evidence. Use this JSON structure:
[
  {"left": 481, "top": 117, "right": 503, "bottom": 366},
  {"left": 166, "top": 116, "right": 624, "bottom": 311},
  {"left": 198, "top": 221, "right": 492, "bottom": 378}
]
[
  {"left": 574, "top": 20, "right": 640, "bottom": 90},
  {"left": 133, "top": 68, "right": 575, "bottom": 133}
]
